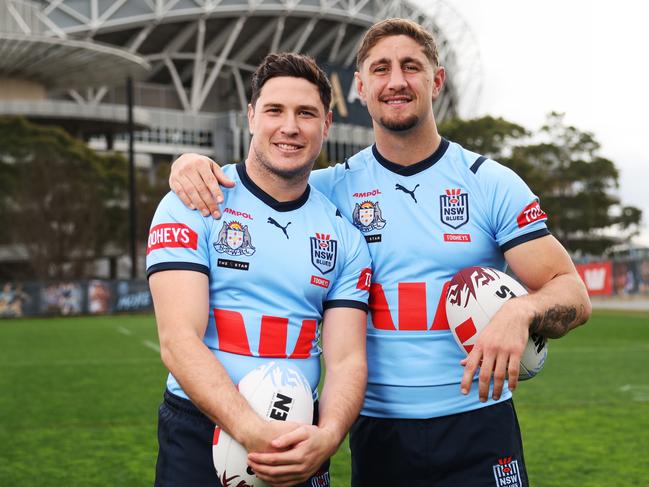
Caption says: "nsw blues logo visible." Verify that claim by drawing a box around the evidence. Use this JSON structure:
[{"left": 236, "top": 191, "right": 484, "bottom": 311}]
[
  {"left": 492, "top": 457, "right": 522, "bottom": 487},
  {"left": 310, "top": 233, "right": 337, "bottom": 275},
  {"left": 213, "top": 221, "right": 256, "bottom": 256},
  {"left": 440, "top": 188, "right": 469, "bottom": 229},
  {"left": 352, "top": 201, "right": 387, "bottom": 233}
]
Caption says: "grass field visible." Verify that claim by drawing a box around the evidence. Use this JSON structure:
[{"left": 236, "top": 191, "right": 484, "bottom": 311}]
[{"left": 0, "top": 310, "right": 648, "bottom": 486}]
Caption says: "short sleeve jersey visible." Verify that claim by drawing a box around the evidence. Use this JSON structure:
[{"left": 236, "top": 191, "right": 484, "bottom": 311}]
[
  {"left": 309, "top": 139, "right": 550, "bottom": 418},
  {"left": 146, "top": 163, "right": 372, "bottom": 399}
]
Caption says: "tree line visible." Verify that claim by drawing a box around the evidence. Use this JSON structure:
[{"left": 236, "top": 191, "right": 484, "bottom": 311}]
[{"left": 0, "top": 114, "right": 642, "bottom": 280}]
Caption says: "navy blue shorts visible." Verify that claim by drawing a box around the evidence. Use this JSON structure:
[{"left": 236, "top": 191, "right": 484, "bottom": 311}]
[
  {"left": 155, "top": 390, "right": 330, "bottom": 487},
  {"left": 349, "top": 399, "right": 528, "bottom": 487}
]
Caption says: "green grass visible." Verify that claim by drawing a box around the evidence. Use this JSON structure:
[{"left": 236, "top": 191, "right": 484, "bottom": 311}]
[{"left": 0, "top": 311, "right": 648, "bottom": 486}]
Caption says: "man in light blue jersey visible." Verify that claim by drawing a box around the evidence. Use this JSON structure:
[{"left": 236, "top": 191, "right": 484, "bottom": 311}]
[
  {"left": 167, "top": 18, "right": 591, "bottom": 487},
  {"left": 147, "top": 52, "right": 371, "bottom": 487}
]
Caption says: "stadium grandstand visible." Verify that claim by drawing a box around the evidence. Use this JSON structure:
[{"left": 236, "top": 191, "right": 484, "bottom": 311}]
[
  {"left": 0, "top": 0, "right": 481, "bottom": 168},
  {"left": 0, "top": 0, "right": 486, "bottom": 301}
]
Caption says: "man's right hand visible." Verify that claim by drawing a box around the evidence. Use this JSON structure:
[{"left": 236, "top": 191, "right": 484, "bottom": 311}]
[
  {"left": 238, "top": 417, "right": 301, "bottom": 454},
  {"left": 169, "top": 153, "right": 235, "bottom": 218}
]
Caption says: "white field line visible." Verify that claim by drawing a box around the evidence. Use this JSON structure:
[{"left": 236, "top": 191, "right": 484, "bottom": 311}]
[
  {"left": 619, "top": 384, "right": 649, "bottom": 402},
  {"left": 548, "top": 345, "right": 649, "bottom": 353},
  {"left": 142, "top": 339, "right": 160, "bottom": 353},
  {"left": 115, "top": 325, "right": 159, "bottom": 354},
  {"left": 0, "top": 357, "right": 160, "bottom": 367}
]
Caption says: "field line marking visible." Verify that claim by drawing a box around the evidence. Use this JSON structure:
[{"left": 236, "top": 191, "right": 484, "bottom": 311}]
[
  {"left": 0, "top": 357, "right": 160, "bottom": 367},
  {"left": 142, "top": 340, "right": 160, "bottom": 353},
  {"left": 117, "top": 326, "right": 132, "bottom": 336},
  {"left": 550, "top": 345, "right": 649, "bottom": 353},
  {"left": 619, "top": 384, "right": 649, "bottom": 402}
]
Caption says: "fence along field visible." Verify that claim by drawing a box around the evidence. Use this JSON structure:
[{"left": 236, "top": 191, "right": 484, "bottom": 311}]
[{"left": 0, "top": 310, "right": 647, "bottom": 486}]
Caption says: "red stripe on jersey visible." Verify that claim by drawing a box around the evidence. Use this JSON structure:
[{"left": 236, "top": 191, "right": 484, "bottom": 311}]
[
  {"left": 213, "top": 309, "right": 252, "bottom": 355},
  {"left": 369, "top": 283, "right": 395, "bottom": 330},
  {"left": 398, "top": 282, "right": 427, "bottom": 330},
  {"left": 430, "top": 281, "right": 451, "bottom": 330},
  {"left": 290, "top": 319, "right": 317, "bottom": 358},
  {"left": 455, "top": 317, "right": 477, "bottom": 345},
  {"left": 259, "top": 315, "right": 289, "bottom": 358},
  {"left": 213, "top": 427, "right": 221, "bottom": 445}
]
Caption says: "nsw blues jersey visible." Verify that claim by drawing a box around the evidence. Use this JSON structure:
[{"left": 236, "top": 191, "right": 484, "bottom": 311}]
[
  {"left": 147, "top": 163, "right": 372, "bottom": 400},
  {"left": 309, "top": 139, "right": 550, "bottom": 418}
]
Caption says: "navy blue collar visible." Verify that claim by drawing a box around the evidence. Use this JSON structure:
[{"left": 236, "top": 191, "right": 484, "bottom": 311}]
[
  {"left": 236, "top": 163, "right": 310, "bottom": 212},
  {"left": 372, "top": 138, "right": 449, "bottom": 176}
]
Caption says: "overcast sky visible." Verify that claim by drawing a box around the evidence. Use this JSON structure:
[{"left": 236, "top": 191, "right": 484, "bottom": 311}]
[{"left": 414, "top": 0, "right": 649, "bottom": 246}]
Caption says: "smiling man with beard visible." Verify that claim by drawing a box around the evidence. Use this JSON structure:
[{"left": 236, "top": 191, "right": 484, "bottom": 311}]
[
  {"left": 167, "top": 19, "right": 591, "bottom": 487},
  {"left": 147, "top": 53, "right": 371, "bottom": 487}
]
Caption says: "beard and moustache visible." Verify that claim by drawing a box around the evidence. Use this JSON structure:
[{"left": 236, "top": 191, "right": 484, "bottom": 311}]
[
  {"left": 252, "top": 144, "right": 313, "bottom": 182},
  {"left": 379, "top": 114, "right": 419, "bottom": 132},
  {"left": 376, "top": 91, "right": 421, "bottom": 132}
]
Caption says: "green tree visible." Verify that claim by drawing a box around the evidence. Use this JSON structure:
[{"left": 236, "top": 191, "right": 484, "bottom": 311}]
[
  {"left": 0, "top": 117, "right": 128, "bottom": 279},
  {"left": 440, "top": 115, "right": 528, "bottom": 161},
  {"left": 440, "top": 113, "right": 642, "bottom": 256}
]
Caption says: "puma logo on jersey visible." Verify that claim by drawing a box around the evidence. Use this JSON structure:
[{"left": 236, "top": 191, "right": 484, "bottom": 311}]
[
  {"left": 267, "top": 217, "right": 291, "bottom": 239},
  {"left": 395, "top": 183, "right": 420, "bottom": 203}
]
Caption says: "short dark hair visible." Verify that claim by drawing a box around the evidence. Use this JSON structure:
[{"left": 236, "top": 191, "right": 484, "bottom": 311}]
[
  {"left": 356, "top": 18, "right": 439, "bottom": 70},
  {"left": 250, "top": 52, "right": 332, "bottom": 112}
]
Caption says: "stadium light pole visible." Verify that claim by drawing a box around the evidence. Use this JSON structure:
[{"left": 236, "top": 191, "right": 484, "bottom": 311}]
[{"left": 126, "top": 76, "right": 138, "bottom": 279}]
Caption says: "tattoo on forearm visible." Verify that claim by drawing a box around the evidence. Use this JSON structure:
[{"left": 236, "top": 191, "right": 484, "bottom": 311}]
[{"left": 529, "top": 305, "right": 578, "bottom": 338}]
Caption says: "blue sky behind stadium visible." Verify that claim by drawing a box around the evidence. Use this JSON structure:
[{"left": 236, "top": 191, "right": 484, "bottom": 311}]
[{"left": 416, "top": 0, "right": 649, "bottom": 245}]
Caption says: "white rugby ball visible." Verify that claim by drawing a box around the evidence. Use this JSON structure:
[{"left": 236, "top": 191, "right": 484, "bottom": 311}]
[
  {"left": 212, "top": 361, "right": 314, "bottom": 487},
  {"left": 445, "top": 266, "right": 548, "bottom": 380}
]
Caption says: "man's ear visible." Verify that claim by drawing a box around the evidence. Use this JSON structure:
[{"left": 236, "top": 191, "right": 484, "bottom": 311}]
[
  {"left": 323, "top": 110, "right": 333, "bottom": 138},
  {"left": 431, "top": 66, "right": 446, "bottom": 101},
  {"left": 354, "top": 71, "right": 367, "bottom": 104},
  {"left": 247, "top": 103, "right": 254, "bottom": 135}
]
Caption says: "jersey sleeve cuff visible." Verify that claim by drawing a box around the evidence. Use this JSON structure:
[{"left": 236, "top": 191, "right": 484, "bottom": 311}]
[
  {"left": 323, "top": 299, "right": 368, "bottom": 312},
  {"left": 146, "top": 262, "right": 210, "bottom": 279},
  {"left": 500, "top": 228, "right": 551, "bottom": 253}
]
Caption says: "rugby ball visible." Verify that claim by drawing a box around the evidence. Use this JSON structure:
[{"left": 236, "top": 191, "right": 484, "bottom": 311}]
[
  {"left": 445, "top": 266, "right": 548, "bottom": 380},
  {"left": 212, "top": 361, "right": 314, "bottom": 487}
]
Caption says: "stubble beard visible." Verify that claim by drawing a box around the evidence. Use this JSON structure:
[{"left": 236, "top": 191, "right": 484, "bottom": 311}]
[
  {"left": 252, "top": 144, "right": 313, "bottom": 182},
  {"left": 379, "top": 114, "right": 419, "bottom": 132}
]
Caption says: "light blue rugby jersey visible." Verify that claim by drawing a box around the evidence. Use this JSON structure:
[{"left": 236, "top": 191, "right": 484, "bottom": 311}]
[
  {"left": 309, "top": 138, "right": 550, "bottom": 418},
  {"left": 146, "top": 163, "right": 372, "bottom": 400}
]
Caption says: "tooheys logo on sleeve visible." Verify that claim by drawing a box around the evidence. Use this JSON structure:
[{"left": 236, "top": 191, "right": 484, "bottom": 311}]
[
  {"left": 356, "top": 267, "right": 372, "bottom": 291},
  {"left": 517, "top": 201, "right": 547, "bottom": 228},
  {"left": 147, "top": 223, "right": 198, "bottom": 254}
]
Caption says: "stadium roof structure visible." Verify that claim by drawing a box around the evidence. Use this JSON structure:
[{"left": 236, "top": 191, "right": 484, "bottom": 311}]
[
  {"left": 1, "top": 0, "right": 482, "bottom": 158},
  {"left": 0, "top": 0, "right": 151, "bottom": 132},
  {"left": 29, "top": 0, "right": 479, "bottom": 115},
  {"left": 0, "top": 0, "right": 150, "bottom": 89}
]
